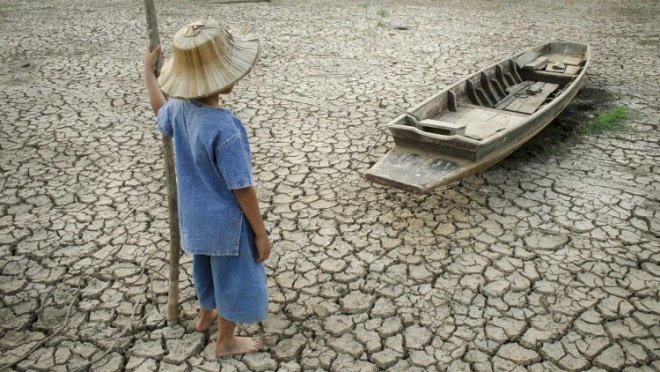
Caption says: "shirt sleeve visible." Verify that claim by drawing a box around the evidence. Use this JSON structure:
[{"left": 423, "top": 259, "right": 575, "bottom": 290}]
[
  {"left": 214, "top": 134, "right": 255, "bottom": 190},
  {"left": 156, "top": 101, "right": 173, "bottom": 137}
]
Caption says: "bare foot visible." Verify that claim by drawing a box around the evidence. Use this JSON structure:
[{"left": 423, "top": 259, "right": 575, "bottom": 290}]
[
  {"left": 195, "top": 308, "right": 216, "bottom": 332},
  {"left": 215, "top": 336, "right": 263, "bottom": 357}
]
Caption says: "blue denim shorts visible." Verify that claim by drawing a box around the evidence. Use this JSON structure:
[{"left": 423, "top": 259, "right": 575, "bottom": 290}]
[{"left": 192, "top": 222, "right": 268, "bottom": 323}]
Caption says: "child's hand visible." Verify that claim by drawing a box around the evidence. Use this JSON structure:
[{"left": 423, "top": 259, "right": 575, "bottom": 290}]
[
  {"left": 144, "top": 45, "right": 161, "bottom": 72},
  {"left": 143, "top": 44, "right": 166, "bottom": 115},
  {"left": 255, "top": 233, "right": 271, "bottom": 263},
  {"left": 233, "top": 187, "right": 271, "bottom": 262}
]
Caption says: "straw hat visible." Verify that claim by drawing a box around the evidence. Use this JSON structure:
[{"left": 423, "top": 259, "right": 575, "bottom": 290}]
[{"left": 158, "top": 18, "right": 259, "bottom": 99}]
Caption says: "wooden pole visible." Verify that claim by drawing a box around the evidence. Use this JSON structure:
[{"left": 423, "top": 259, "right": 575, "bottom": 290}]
[{"left": 143, "top": 0, "right": 181, "bottom": 326}]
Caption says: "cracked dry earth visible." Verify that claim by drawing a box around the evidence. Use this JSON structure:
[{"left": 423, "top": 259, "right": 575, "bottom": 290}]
[{"left": 0, "top": 0, "right": 659, "bottom": 371}]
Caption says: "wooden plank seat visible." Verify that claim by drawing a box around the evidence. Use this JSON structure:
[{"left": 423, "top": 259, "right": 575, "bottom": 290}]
[
  {"left": 492, "top": 81, "right": 533, "bottom": 110},
  {"left": 517, "top": 51, "right": 583, "bottom": 76},
  {"left": 523, "top": 56, "right": 549, "bottom": 71},
  {"left": 419, "top": 119, "right": 466, "bottom": 136},
  {"left": 545, "top": 54, "right": 583, "bottom": 75},
  {"left": 564, "top": 65, "right": 581, "bottom": 75},
  {"left": 496, "top": 81, "right": 559, "bottom": 114},
  {"left": 436, "top": 105, "right": 527, "bottom": 141},
  {"left": 547, "top": 54, "right": 583, "bottom": 66}
]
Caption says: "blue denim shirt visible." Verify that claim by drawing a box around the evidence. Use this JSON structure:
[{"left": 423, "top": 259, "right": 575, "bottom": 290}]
[{"left": 157, "top": 99, "right": 254, "bottom": 256}]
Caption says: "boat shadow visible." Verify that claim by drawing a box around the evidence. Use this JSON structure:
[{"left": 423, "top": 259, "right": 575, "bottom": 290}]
[{"left": 506, "top": 87, "right": 615, "bottom": 162}]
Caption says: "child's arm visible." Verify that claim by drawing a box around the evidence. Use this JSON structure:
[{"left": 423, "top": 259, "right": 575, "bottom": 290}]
[
  {"left": 144, "top": 46, "right": 166, "bottom": 116},
  {"left": 234, "top": 186, "right": 271, "bottom": 262}
]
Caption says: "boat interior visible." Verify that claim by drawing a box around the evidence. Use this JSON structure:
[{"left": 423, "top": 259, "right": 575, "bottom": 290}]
[{"left": 391, "top": 42, "right": 588, "bottom": 158}]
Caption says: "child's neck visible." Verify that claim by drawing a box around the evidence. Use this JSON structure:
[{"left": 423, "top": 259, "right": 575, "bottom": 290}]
[{"left": 199, "top": 93, "right": 221, "bottom": 108}]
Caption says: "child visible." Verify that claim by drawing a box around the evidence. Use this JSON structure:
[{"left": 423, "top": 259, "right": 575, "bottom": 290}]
[{"left": 143, "top": 18, "right": 270, "bottom": 357}]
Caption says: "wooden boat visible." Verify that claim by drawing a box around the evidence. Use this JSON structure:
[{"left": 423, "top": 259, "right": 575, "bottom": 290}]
[{"left": 365, "top": 41, "right": 590, "bottom": 193}]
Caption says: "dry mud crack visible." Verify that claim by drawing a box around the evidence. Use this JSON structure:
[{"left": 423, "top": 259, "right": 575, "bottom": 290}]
[{"left": 0, "top": 0, "right": 658, "bottom": 371}]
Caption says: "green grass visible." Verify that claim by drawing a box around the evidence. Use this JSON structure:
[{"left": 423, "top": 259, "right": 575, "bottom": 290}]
[
  {"left": 376, "top": 7, "right": 389, "bottom": 28},
  {"left": 581, "top": 106, "right": 631, "bottom": 135},
  {"left": 637, "top": 38, "right": 660, "bottom": 46},
  {"left": 358, "top": 3, "right": 390, "bottom": 34},
  {"left": 527, "top": 105, "right": 635, "bottom": 159}
]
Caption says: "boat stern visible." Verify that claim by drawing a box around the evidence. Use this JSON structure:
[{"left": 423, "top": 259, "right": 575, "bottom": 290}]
[{"left": 365, "top": 146, "right": 462, "bottom": 193}]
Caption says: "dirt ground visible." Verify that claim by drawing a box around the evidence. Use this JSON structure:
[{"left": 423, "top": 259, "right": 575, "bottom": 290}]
[{"left": 0, "top": 0, "right": 658, "bottom": 371}]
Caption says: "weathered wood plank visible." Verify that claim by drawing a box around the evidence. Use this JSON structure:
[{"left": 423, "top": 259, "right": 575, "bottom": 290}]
[
  {"left": 565, "top": 65, "right": 581, "bottom": 75},
  {"left": 504, "top": 82, "right": 544, "bottom": 112},
  {"left": 462, "top": 103, "right": 528, "bottom": 117},
  {"left": 419, "top": 119, "right": 466, "bottom": 136},
  {"left": 365, "top": 147, "right": 460, "bottom": 192},
  {"left": 495, "top": 81, "right": 533, "bottom": 110},
  {"left": 440, "top": 105, "right": 525, "bottom": 140},
  {"left": 490, "top": 78, "right": 506, "bottom": 97},
  {"left": 505, "top": 81, "right": 533, "bottom": 95},
  {"left": 515, "top": 50, "right": 540, "bottom": 68},
  {"left": 547, "top": 54, "right": 582, "bottom": 65},
  {"left": 503, "top": 82, "right": 543, "bottom": 111},
  {"left": 523, "top": 56, "right": 549, "bottom": 70},
  {"left": 507, "top": 83, "right": 559, "bottom": 114},
  {"left": 546, "top": 62, "right": 566, "bottom": 72},
  {"left": 466, "top": 79, "right": 484, "bottom": 106}
]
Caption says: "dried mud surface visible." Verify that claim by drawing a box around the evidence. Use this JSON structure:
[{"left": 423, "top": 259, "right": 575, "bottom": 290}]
[{"left": 0, "top": 0, "right": 658, "bottom": 371}]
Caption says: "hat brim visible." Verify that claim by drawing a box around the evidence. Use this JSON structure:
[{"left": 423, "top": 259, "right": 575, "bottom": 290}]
[{"left": 158, "top": 29, "right": 259, "bottom": 99}]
